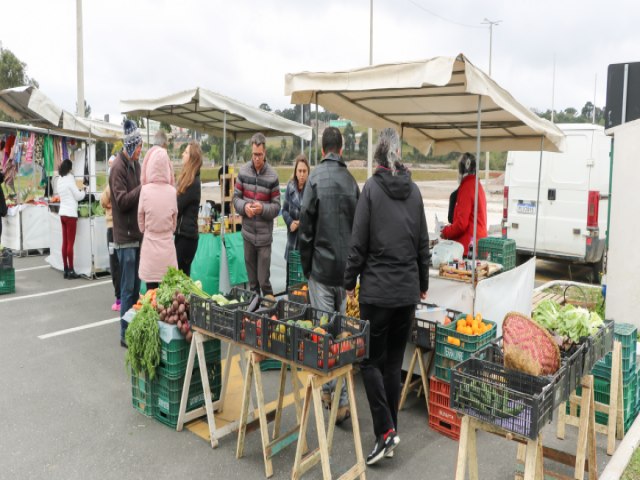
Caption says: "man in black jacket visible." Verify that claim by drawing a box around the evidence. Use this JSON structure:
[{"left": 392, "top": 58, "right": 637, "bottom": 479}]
[{"left": 299, "top": 127, "right": 359, "bottom": 423}]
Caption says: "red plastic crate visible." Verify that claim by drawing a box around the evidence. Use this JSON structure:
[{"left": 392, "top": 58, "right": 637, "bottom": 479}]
[
  {"left": 428, "top": 398, "right": 461, "bottom": 441},
  {"left": 429, "top": 376, "right": 452, "bottom": 409}
]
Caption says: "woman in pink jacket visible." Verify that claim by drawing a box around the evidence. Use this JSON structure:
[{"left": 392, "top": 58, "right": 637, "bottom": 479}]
[{"left": 137, "top": 147, "right": 178, "bottom": 289}]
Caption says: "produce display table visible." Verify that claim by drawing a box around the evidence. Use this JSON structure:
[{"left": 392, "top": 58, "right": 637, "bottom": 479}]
[
  {"left": 1, "top": 204, "right": 50, "bottom": 252},
  {"left": 180, "top": 327, "right": 366, "bottom": 480},
  {"left": 46, "top": 212, "right": 109, "bottom": 277}
]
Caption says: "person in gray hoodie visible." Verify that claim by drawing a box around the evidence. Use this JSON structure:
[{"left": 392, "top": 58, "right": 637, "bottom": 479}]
[{"left": 344, "top": 128, "right": 429, "bottom": 465}]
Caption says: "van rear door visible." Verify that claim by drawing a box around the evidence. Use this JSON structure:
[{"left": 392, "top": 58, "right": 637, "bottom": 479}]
[
  {"left": 540, "top": 131, "right": 591, "bottom": 258},
  {"left": 504, "top": 150, "right": 543, "bottom": 251}
]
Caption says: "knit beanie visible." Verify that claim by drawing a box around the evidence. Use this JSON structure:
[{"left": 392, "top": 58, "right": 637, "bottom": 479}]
[{"left": 123, "top": 119, "right": 142, "bottom": 157}]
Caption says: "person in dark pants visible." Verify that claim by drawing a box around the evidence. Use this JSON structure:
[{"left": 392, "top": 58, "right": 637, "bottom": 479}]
[
  {"left": 57, "top": 159, "right": 86, "bottom": 279},
  {"left": 344, "top": 128, "right": 430, "bottom": 465},
  {"left": 175, "top": 141, "right": 203, "bottom": 276},
  {"left": 110, "top": 120, "right": 143, "bottom": 348},
  {"left": 233, "top": 133, "right": 281, "bottom": 297},
  {"left": 0, "top": 172, "right": 7, "bottom": 239},
  {"left": 101, "top": 183, "right": 120, "bottom": 311}
]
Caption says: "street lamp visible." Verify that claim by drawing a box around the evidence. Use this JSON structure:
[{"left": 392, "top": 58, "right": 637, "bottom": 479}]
[{"left": 481, "top": 18, "right": 501, "bottom": 181}]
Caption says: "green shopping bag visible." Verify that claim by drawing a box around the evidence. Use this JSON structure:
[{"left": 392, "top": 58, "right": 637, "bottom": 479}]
[{"left": 190, "top": 234, "right": 221, "bottom": 295}]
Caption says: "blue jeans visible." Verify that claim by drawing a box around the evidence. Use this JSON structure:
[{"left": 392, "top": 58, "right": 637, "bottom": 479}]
[
  {"left": 308, "top": 276, "right": 349, "bottom": 408},
  {"left": 117, "top": 247, "right": 141, "bottom": 341}
]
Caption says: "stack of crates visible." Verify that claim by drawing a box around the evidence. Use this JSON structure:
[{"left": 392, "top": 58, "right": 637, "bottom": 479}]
[
  {"left": 477, "top": 237, "right": 516, "bottom": 271},
  {"left": 131, "top": 322, "right": 222, "bottom": 428},
  {"left": 428, "top": 376, "right": 461, "bottom": 440},
  {"left": 287, "top": 251, "right": 309, "bottom": 304},
  {"left": 587, "top": 323, "right": 637, "bottom": 432},
  {"left": 434, "top": 315, "right": 497, "bottom": 382},
  {"left": 0, "top": 250, "right": 15, "bottom": 295}
]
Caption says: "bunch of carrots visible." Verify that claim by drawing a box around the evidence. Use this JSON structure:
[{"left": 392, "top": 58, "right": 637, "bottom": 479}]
[{"left": 132, "top": 288, "right": 157, "bottom": 311}]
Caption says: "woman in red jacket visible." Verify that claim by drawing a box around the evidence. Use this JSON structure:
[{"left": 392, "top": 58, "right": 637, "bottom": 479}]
[{"left": 441, "top": 153, "right": 487, "bottom": 256}]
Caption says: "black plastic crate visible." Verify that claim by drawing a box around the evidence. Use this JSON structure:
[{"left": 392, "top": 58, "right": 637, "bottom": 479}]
[
  {"left": 295, "top": 312, "right": 369, "bottom": 373},
  {"left": 473, "top": 340, "right": 572, "bottom": 410},
  {"left": 583, "top": 320, "right": 614, "bottom": 374},
  {"left": 236, "top": 300, "right": 306, "bottom": 352},
  {"left": 189, "top": 288, "right": 270, "bottom": 340},
  {"left": 0, "top": 250, "right": 12, "bottom": 270},
  {"left": 452, "top": 346, "right": 556, "bottom": 439},
  {"left": 288, "top": 283, "right": 309, "bottom": 305},
  {"left": 411, "top": 304, "right": 460, "bottom": 350},
  {"left": 264, "top": 304, "right": 311, "bottom": 360}
]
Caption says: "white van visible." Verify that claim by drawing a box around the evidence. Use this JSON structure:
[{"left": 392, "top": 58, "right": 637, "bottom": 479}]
[{"left": 502, "top": 124, "right": 610, "bottom": 279}]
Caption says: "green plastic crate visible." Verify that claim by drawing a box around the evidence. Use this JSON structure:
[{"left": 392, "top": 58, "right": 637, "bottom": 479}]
[
  {"left": 571, "top": 375, "right": 637, "bottom": 426},
  {"left": 260, "top": 359, "right": 283, "bottom": 371},
  {"left": 288, "top": 250, "right": 306, "bottom": 285},
  {"left": 0, "top": 267, "right": 15, "bottom": 295},
  {"left": 435, "top": 317, "right": 497, "bottom": 358},
  {"left": 160, "top": 337, "right": 220, "bottom": 379},
  {"left": 600, "top": 323, "right": 637, "bottom": 371},
  {"left": 154, "top": 362, "right": 222, "bottom": 428},
  {"left": 477, "top": 237, "right": 516, "bottom": 271},
  {"left": 434, "top": 353, "right": 459, "bottom": 382},
  {"left": 591, "top": 362, "right": 636, "bottom": 384},
  {"left": 131, "top": 370, "right": 157, "bottom": 417}
]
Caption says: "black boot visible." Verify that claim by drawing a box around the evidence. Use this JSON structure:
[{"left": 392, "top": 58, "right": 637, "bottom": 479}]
[
  {"left": 67, "top": 269, "right": 80, "bottom": 279},
  {"left": 64, "top": 268, "right": 69, "bottom": 279}
]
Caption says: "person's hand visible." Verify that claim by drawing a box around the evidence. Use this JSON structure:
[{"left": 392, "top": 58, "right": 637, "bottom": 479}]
[
  {"left": 252, "top": 202, "right": 263, "bottom": 215},
  {"left": 346, "top": 289, "right": 355, "bottom": 298},
  {"left": 245, "top": 203, "right": 255, "bottom": 218},
  {"left": 290, "top": 220, "right": 299, "bottom": 232},
  {"left": 420, "top": 291, "right": 428, "bottom": 300}
]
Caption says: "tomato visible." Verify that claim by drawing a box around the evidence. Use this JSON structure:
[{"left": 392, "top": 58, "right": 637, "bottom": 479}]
[
  {"left": 318, "top": 359, "right": 324, "bottom": 369},
  {"left": 311, "top": 334, "right": 318, "bottom": 343},
  {"left": 240, "top": 330, "right": 246, "bottom": 341},
  {"left": 328, "top": 358, "right": 336, "bottom": 369},
  {"left": 330, "top": 343, "right": 339, "bottom": 356}
]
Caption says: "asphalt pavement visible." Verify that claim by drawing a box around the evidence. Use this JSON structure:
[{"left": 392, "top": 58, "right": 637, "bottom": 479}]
[{"left": 0, "top": 247, "right": 609, "bottom": 480}]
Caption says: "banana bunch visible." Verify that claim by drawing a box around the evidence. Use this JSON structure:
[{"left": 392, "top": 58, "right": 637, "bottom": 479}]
[{"left": 346, "top": 283, "right": 360, "bottom": 318}]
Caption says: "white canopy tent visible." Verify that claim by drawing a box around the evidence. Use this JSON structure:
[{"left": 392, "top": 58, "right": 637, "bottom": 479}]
[
  {"left": 285, "top": 53, "right": 565, "bottom": 291},
  {"left": 120, "top": 87, "right": 312, "bottom": 292}
]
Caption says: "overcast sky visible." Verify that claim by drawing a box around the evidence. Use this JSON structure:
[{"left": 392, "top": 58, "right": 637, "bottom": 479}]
[{"left": 2, "top": 0, "right": 637, "bottom": 125}]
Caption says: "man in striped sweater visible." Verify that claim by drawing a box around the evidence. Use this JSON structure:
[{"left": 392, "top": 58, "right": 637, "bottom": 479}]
[{"left": 233, "top": 133, "right": 281, "bottom": 296}]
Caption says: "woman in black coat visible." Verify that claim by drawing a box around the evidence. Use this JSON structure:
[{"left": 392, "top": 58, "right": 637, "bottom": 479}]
[
  {"left": 281, "top": 154, "right": 310, "bottom": 286},
  {"left": 175, "top": 141, "right": 203, "bottom": 276},
  {"left": 344, "top": 128, "right": 430, "bottom": 465}
]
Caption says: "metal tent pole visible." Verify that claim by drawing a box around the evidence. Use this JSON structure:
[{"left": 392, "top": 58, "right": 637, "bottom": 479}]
[
  {"left": 533, "top": 136, "right": 545, "bottom": 256},
  {"left": 221, "top": 111, "right": 227, "bottom": 240},
  {"left": 472, "top": 96, "right": 482, "bottom": 295},
  {"left": 314, "top": 98, "right": 319, "bottom": 166}
]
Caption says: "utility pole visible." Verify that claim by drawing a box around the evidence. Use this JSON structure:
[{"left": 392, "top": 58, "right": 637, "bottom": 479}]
[
  {"left": 367, "top": 0, "right": 374, "bottom": 179},
  {"left": 76, "top": 0, "right": 85, "bottom": 118},
  {"left": 481, "top": 18, "right": 501, "bottom": 182}
]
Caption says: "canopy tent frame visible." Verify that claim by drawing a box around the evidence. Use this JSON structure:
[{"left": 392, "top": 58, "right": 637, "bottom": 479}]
[
  {"left": 286, "top": 54, "right": 564, "bottom": 304},
  {"left": 121, "top": 87, "right": 312, "bottom": 292}
]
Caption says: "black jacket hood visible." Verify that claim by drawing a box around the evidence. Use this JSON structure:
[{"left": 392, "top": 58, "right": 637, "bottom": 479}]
[{"left": 373, "top": 166, "right": 412, "bottom": 200}]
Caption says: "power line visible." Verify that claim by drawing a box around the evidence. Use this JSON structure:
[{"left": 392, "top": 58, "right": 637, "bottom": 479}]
[{"left": 406, "top": 0, "right": 485, "bottom": 29}]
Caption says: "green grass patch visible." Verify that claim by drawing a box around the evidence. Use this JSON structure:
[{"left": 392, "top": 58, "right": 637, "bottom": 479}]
[{"left": 623, "top": 447, "right": 640, "bottom": 480}]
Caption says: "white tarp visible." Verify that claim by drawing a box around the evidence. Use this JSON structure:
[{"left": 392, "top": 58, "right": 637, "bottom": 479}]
[
  {"left": 285, "top": 53, "right": 564, "bottom": 155},
  {"left": 604, "top": 118, "right": 640, "bottom": 326},
  {"left": 0, "top": 85, "right": 62, "bottom": 126},
  {"left": 120, "top": 87, "right": 312, "bottom": 141}
]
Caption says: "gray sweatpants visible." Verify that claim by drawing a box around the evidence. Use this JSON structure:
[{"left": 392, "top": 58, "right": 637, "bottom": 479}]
[
  {"left": 243, "top": 241, "right": 273, "bottom": 296},
  {"left": 308, "top": 276, "right": 349, "bottom": 408}
]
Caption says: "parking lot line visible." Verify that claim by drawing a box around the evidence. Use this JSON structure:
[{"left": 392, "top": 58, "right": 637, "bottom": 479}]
[
  {"left": 15, "top": 265, "right": 51, "bottom": 272},
  {"left": 38, "top": 317, "right": 120, "bottom": 340},
  {"left": 0, "top": 280, "right": 112, "bottom": 304}
]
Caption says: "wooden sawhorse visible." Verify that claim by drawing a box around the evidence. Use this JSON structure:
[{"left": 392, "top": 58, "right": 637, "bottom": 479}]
[
  {"left": 235, "top": 349, "right": 366, "bottom": 479},
  {"left": 399, "top": 345, "right": 434, "bottom": 412},
  {"left": 557, "top": 340, "right": 624, "bottom": 456},
  {"left": 456, "top": 375, "right": 598, "bottom": 480},
  {"left": 176, "top": 329, "right": 256, "bottom": 448}
]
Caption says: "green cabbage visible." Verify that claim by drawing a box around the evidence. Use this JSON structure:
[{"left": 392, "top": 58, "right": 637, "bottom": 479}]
[{"left": 533, "top": 300, "right": 603, "bottom": 342}]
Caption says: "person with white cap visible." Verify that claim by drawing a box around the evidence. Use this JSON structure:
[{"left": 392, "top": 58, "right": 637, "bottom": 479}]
[{"left": 109, "top": 119, "right": 143, "bottom": 348}]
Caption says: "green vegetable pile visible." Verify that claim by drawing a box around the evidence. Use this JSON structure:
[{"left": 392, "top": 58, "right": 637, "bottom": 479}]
[
  {"left": 125, "top": 302, "right": 161, "bottom": 379},
  {"left": 533, "top": 299, "right": 604, "bottom": 343},
  {"left": 456, "top": 378, "right": 525, "bottom": 418},
  {"left": 156, "top": 267, "right": 208, "bottom": 308}
]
